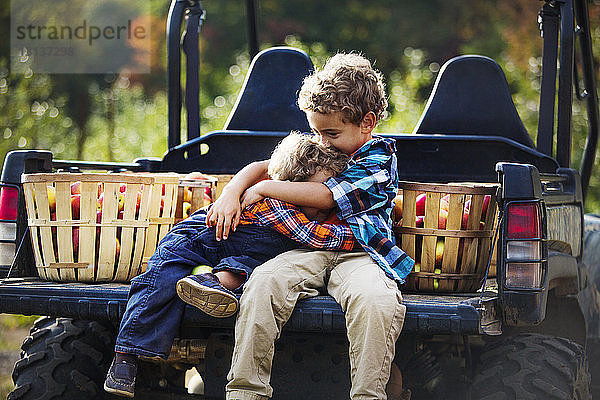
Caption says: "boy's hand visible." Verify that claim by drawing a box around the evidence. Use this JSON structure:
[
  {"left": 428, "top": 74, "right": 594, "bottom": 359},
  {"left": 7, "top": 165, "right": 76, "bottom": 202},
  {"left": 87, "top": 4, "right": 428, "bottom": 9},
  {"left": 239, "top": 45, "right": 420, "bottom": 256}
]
[
  {"left": 240, "top": 182, "right": 265, "bottom": 210},
  {"left": 206, "top": 188, "right": 241, "bottom": 241}
]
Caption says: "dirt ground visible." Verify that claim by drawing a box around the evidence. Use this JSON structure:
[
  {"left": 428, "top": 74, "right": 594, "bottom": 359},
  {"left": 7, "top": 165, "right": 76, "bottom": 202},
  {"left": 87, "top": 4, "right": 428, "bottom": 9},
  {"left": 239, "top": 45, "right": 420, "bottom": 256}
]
[{"left": 0, "top": 314, "right": 37, "bottom": 398}]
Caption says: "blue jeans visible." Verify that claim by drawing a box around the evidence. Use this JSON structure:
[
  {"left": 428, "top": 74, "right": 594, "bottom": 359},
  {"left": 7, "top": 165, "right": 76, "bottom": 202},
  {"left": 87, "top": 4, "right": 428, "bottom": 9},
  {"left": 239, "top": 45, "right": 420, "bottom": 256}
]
[{"left": 114, "top": 211, "right": 299, "bottom": 358}]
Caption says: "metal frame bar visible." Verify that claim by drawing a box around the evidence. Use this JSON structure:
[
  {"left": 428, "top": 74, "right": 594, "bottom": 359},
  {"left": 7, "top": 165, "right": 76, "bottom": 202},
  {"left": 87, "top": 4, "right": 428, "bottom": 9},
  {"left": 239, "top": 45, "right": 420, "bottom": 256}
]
[
  {"left": 574, "top": 0, "right": 600, "bottom": 201},
  {"left": 556, "top": 0, "right": 575, "bottom": 168}
]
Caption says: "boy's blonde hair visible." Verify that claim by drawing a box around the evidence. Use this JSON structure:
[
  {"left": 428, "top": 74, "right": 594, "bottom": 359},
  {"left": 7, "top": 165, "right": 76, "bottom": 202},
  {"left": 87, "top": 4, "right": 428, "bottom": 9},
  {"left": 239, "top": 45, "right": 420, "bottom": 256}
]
[
  {"left": 268, "top": 132, "right": 349, "bottom": 182},
  {"left": 297, "top": 53, "right": 388, "bottom": 125}
]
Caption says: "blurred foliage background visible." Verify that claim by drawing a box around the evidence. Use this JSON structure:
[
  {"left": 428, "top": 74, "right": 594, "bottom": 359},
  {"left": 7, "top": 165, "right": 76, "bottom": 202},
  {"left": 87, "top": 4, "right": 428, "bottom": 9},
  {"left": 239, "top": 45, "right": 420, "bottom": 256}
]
[{"left": 1, "top": 0, "right": 600, "bottom": 210}]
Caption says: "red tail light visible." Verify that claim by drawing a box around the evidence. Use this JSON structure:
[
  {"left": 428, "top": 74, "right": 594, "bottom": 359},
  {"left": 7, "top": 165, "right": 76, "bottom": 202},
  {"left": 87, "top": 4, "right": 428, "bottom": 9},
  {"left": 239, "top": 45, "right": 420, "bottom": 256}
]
[
  {"left": 0, "top": 186, "right": 19, "bottom": 221},
  {"left": 507, "top": 202, "right": 540, "bottom": 239}
]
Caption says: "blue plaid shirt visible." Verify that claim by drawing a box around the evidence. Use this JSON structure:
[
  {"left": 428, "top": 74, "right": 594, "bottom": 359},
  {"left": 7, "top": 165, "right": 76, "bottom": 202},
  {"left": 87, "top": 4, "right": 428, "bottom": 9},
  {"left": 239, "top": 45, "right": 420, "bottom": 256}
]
[{"left": 324, "top": 136, "right": 414, "bottom": 283}]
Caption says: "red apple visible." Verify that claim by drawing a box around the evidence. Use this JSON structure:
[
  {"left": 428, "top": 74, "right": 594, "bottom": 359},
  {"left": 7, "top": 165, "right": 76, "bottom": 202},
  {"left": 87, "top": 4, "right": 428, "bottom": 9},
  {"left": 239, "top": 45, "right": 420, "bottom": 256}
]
[
  {"left": 203, "top": 192, "right": 212, "bottom": 205},
  {"left": 481, "top": 195, "right": 491, "bottom": 220},
  {"left": 71, "top": 194, "right": 81, "bottom": 220},
  {"left": 72, "top": 227, "right": 80, "bottom": 257},
  {"left": 97, "top": 183, "right": 103, "bottom": 197},
  {"left": 70, "top": 181, "right": 81, "bottom": 195},
  {"left": 440, "top": 194, "right": 450, "bottom": 212},
  {"left": 185, "top": 172, "right": 210, "bottom": 180},
  {"left": 438, "top": 208, "right": 448, "bottom": 229},
  {"left": 161, "top": 184, "right": 166, "bottom": 196},
  {"left": 416, "top": 215, "right": 424, "bottom": 228},
  {"left": 205, "top": 186, "right": 212, "bottom": 199},
  {"left": 119, "top": 183, "right": 127, "bottom": 193},
  {"left": 462, "top": 209, "right": 470, "bottom": 229},
  {"left": 416, "top": 193, "right": 426, "bottom": 216}
]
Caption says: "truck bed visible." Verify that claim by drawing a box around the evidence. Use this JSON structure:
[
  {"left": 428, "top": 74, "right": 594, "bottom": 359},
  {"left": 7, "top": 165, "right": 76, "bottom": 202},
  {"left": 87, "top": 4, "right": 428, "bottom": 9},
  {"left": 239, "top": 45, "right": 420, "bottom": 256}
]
[{"left": 0, "top": 278, "right": 500, "bottom": 336}]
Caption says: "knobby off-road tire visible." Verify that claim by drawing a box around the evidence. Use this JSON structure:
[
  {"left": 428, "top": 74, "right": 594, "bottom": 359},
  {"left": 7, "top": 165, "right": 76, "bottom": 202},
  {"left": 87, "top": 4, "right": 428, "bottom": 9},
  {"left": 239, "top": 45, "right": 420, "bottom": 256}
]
[
  {"left": 8, "top": 317, "right": 118, "bottom": 400},
  {"left": 469, "top": 334, "right": 591, "bottom": 400}
]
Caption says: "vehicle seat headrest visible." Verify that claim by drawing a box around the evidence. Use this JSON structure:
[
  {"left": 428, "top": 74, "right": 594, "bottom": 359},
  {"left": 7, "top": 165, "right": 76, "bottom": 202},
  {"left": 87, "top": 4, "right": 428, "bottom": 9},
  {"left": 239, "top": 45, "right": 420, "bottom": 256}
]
[
  {"left": 224, "top": 47, "right": 314, "bottom": 132},
  {"left": 414, "top": 55, "right": 535, "bottom": 148}
]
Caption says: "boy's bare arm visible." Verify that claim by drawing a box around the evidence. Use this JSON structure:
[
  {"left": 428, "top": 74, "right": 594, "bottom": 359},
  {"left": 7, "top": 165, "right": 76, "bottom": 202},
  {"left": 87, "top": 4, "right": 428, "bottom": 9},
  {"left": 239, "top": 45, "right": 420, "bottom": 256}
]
[
  {"left": 208, "top": 160, "right": 269, "bottom": 240},
  {"left": 241, "top": 180, "right": 335, "bottom": 210}
]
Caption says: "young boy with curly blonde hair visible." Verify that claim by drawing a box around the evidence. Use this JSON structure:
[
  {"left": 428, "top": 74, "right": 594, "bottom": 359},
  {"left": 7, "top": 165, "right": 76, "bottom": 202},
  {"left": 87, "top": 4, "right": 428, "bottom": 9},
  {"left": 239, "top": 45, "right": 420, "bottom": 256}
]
[
  {"left": 208, "top": 53, "right": 414, "bottom": 400},
  {"left": 104, "top": 133, "right": 356, "bottom": 398}
]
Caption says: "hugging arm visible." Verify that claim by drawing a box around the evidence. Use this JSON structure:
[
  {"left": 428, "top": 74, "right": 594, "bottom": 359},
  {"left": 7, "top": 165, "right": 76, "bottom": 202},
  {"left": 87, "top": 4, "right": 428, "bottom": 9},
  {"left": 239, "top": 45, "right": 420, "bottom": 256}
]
[
  {"left": 241, "top": 180, "right": 335, "bottom": 210},
  {"left": 208, "top": 160, "right": 270, "bottom": 240},
  {"left": 252, "top": 198, "right": 355, "bottom": 250}
]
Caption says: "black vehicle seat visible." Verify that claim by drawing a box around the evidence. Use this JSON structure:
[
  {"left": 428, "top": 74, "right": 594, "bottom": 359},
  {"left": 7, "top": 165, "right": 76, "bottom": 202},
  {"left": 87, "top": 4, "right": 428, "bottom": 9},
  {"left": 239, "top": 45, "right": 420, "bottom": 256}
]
[
  {"left": 413, "top": 55, "right": 535, "bottom": 148},
  {"left": 224, "top": 46, "right": 314, "bottom": 132}
]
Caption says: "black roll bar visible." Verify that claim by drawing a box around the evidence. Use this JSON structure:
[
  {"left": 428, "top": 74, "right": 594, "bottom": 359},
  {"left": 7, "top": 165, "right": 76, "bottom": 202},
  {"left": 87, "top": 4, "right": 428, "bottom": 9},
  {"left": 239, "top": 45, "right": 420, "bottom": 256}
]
[
  {"left": 574, "top": 0, "right": 600, "bottom": 202},
  {"left": 556, "top": 0, "right": 575, "bottom": 168},
  {"left": 166, "top": 0, "right": 260, "bottom": 152},
  {"left": 166, "top": 0, "right": 188, "bottom": 151}
]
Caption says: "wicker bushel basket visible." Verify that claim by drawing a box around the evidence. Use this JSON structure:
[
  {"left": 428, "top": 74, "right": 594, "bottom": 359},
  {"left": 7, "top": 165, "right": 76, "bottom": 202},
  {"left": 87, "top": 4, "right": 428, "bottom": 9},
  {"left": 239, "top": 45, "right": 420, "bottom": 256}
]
[
  {"left": 394, "top": 181, "right": 499, "bottom": 292},
  {"left": 22, "top": 172, "right": 180, "bottom": 283}
]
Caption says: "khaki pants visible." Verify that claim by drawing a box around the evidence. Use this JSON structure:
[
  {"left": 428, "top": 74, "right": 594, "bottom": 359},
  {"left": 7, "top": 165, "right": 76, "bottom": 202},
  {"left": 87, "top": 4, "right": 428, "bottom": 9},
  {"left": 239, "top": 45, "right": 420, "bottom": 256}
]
[{"left": 225, "top": 249, "right": 406, "bottom": 400}]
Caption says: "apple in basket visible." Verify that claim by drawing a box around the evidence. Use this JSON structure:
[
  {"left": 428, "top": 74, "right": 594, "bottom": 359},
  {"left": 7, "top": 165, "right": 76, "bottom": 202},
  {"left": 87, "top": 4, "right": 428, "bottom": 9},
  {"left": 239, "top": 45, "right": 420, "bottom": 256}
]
[
  {"left": 72, "top": 227, "right": 80, "bottom": 258},
  {"left": 183, "top": 187, "right": 192, "bottom": 203},
  {"left": 70, "top": 181, "right": 81, "bottom": 195},
  {"left": 97, "top": 193, "right": 104, "bottom": 210},
  {"left": 393, "top": 194, "right": 403, "bottom": 221},
  {"left": 416, "top": 193, "right": 426, "bottom": 216},
  {"left": 115, "top": 237, "right": 121, "bottom": 262},
  {"left": 47, "top": 186, "right": 56, "bottom": 213},
  {"left": 134, "top": 191, "right": 142, "bottom": 217},
  {"left": 96, "top": 192, "right": 125, "bottom": 213},
  {"left": 435, "top": 239, "right": 444, "bottom": 266},
  {"left": 71, "top": 194, "right": 81, "bottom": 220},
  {"left": 438, "top": 208, "right": 448, "bottom": 229},
  {"left": 182, "top": 202, "right": 192, "bottom": 219},
  {"left": 415, "top": 215, "right": 424, "bottom": 228},
  {"left": 118, "top": 193, "right": 125, "bottom": 213},
  {"left": 185, "top": 171, "right": 210, "bottom": 180},
  {"left": 481, "top": 195, "right": 491, "bottom": 220}
]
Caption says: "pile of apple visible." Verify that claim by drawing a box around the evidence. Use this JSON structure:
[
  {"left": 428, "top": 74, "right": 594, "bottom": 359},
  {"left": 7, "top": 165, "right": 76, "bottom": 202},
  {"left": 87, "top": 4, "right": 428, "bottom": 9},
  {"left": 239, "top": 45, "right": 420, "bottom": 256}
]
[
  {"left": 45, "top": 181, "right": 141, "bottom": 266},
  {"left": 393, "top": 192, "right": 491, "bottom": 290},
  {"left": 43, "top": 173, "right": 214, "bottom": 268},
  {"left": 180, "top": 172, "right": 213, "bottom": 219},
  {"left": 393, "top": 193, "right": 491, "bottom": 230}
]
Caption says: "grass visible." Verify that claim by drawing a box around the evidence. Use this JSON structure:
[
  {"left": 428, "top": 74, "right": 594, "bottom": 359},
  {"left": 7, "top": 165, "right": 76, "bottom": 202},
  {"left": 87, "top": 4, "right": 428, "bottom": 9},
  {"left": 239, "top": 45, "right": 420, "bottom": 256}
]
[{"left": 0, "top": 314, "right": 38, "bottom": 398}]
